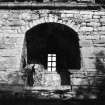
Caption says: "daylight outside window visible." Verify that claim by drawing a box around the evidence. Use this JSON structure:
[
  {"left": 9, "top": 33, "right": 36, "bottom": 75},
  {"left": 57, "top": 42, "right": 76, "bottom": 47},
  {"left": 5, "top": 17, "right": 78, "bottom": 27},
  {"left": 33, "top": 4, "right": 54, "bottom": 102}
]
[{"left": 48, "top": 54, "right": 56, "bottom": 72}]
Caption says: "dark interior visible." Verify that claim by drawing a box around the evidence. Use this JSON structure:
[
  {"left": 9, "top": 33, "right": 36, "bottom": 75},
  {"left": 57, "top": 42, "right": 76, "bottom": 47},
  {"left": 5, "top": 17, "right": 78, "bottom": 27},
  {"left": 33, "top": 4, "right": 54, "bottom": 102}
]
[{"left": 26, "top": 22, "right": 81, "bottom": 85}]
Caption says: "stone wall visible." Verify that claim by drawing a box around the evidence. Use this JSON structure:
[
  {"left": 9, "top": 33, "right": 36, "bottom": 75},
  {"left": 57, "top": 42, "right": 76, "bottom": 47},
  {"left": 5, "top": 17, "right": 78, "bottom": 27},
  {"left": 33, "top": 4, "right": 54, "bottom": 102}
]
[{"left": 0, "top": 8, "right": 105, "bottom": 86}]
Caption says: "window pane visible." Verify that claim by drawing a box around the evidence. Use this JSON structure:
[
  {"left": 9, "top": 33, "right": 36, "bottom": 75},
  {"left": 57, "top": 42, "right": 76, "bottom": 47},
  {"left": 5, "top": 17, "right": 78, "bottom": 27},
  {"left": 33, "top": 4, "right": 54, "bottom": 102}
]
[
  {"left": 48, "top": 56, "right": 51, "bottom": 61},
  {"left": 52, "top": 62, "right": 56, "bottom": 67},
  {"left": 52, "top": 54, "right": 56, "bottom": 57},
  {"left": 52, "top": 67, "right": 56, "bottom": 72},
  {"left": 48, "top": 67, "right": 51, "bottom": 72},
  {"left": 48, "top": 54, "right": 52, "bottom": 57},
  {"left": 48, "top": 62, "right": 51, "bottom": 66},
  {"left": 48, "top": 54, "right": 56, "bottom": 72},
  {"left": 52, "top": 57, "right": 56, "bottom": 61}
]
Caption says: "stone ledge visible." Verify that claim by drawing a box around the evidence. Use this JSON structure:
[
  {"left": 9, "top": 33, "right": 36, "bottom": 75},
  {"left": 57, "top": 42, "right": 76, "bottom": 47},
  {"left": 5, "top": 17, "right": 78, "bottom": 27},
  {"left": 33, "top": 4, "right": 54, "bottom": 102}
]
[{"left": 0, "top": 2, "right": 102, "bottom": 10}]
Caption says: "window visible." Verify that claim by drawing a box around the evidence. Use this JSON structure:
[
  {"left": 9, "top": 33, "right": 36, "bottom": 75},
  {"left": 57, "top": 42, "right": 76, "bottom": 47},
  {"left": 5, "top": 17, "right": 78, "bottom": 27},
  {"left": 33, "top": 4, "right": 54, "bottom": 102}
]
[{"left": 47, "top": 54, "right": 56, "bottom": 72}]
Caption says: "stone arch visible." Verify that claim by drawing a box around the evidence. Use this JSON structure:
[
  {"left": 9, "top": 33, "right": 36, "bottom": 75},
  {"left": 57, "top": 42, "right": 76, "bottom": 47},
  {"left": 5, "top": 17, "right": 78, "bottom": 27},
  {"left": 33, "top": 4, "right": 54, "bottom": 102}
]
[
  {"left": 21, "top": 15, "right": 80, "bottom": 34},
  {"left": 21, "top": 22, "right": 81, "bottom": 86}
]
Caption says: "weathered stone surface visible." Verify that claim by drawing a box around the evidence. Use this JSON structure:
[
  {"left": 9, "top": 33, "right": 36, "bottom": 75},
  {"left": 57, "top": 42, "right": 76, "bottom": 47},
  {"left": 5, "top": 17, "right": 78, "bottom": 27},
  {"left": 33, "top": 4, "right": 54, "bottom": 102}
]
[
  {"left": 44, "top": 72, "right": 61, "bottom": 87},
  {"left": 0, "top": 8, "right": 104, "bottom": 88},
  {"left": 98, "top": 26, "right": 105, "bottom": 31},
  {"left": 93, "top": 15, "right": 100, "bottom": 19},
  {"left": 93, "top": 39, "right": 105, "bottom": 44},
  {"left": 79, "top": 40, "right": 93, "bottom": 47},
  {"left": 83, "top": 58, "right": 96, "bottom": 69},
  {"left": 82, "top": 35, "right": 100, "bottom": 40},
  {"left": 86, "top": 22, "right": 100, "bottom": 27},
  {"left": 100, "top": 18, "right": 105, "bottom": 22},
  {"left": 80, "top": 47, "right": 95, "bottom": 57},
  {"left": 80, "top": 11, "right": 94, "bottom": 15},
  {"left": 82, "top": 14, "right": 92, "bottom": 19},
  {"left": 94, "top": 11, "right": 105, "bottom": 16},
  {"left": 80, "top": 27, "right": 93, "bottom": 32},
  {"left": 0, "top": 70, "right": 24, "bottom": 85},
  {"left": 0, "top": 57, "right": 17, "bottom": 70}
]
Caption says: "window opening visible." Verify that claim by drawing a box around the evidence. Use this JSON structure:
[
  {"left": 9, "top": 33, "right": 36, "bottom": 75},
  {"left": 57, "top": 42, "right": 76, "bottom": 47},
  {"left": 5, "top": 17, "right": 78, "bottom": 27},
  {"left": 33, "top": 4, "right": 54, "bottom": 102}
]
[{"left": 48, "top": 54, "right": 56, "bottom": 72}]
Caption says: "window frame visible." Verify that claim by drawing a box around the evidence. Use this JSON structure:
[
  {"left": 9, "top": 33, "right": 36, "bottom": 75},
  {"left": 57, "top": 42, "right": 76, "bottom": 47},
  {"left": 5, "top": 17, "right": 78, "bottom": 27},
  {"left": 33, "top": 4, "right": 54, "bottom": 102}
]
[{"left": 47, "top": 54, "right": 56, "bottom": 72}]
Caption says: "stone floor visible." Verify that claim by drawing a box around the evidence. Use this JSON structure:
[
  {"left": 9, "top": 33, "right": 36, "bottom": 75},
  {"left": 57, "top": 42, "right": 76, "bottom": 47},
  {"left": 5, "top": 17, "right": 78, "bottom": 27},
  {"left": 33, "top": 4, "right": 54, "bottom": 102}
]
[
  {"left": 24, "top": 86, "right": 75, "bottom": 100},
  {"left": 0, "top": 83, "right": 76, "bottom": 100},
  {"left": 0, "top": 83, "right": 98, "bottom": 100},
  {"left": 0, "top": 84, "right": 104, "bottom": 105}
]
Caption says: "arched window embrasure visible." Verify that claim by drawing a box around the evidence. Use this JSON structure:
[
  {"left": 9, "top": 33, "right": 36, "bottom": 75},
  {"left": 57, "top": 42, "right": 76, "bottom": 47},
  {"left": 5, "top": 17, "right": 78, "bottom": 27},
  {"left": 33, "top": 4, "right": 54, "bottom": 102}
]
[{"left": 21, "top": 22, "right": 81, "bottom": 86}]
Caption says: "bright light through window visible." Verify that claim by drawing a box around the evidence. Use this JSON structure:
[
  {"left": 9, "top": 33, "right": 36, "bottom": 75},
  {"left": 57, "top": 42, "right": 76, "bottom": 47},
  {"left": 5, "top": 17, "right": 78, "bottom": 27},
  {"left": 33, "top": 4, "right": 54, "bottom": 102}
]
[{"left": 48, "top": 54, "right": 56, "bottom": 72}]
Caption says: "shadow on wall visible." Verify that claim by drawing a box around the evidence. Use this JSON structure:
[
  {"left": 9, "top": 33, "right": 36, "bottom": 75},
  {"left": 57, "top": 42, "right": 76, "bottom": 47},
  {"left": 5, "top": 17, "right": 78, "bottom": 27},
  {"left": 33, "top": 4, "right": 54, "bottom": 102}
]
[
  {"left": 94, "top": 51, "right": 105, "bottom": 99},
  {"left": 75, "top": 51, "right": 105, "bottom": 99}
]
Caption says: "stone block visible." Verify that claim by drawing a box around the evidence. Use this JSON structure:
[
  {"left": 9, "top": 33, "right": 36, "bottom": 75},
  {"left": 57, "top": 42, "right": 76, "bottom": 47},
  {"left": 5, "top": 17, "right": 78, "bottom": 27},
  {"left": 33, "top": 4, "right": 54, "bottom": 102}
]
[
  {"left": 100, "top": 35, "right": 105, "bottom": 39},
  {"left": 93, "top": 39, "right": 105, "bottom": 44},
  {"left": 32, "top": 19, "right": 40, "bottom": 26},
  {"left": 93, "top": 44, "right": 105, "bottom": 47},
  {"left": 0, "top": 70, "right": 23, "bottom": 85},
  {"left": 80, "top": 47, "right": 95, "bottom": 58},
  {"left": 101, "top": 22, "right": 105, "bottom": 26},
  {"left": 98, "top": 26, "right": 105, "bottom": 31},
  {"left": 63, "top": 10, "right": 79, "bottom": 14},
  {"left": 80, "top": 26, "right": 93, "bottom": 32},
  {"left": 79, "top": 40, "right": 93, "bottom": 47},
  {"left": 0, "top": 71, "right": 9, "bottom": 83},
  {"left": 86, "top": 19, "right": 99, "bottom": 23},
  {"left": 61, "top": 13, "right": 66, "bottom": 17},
  {"left": 3, "top": 37, "right": 17, "bottom": 45},
  {"left": 41, "top": 17, "right": 47, "bottom": 23},
  {"left": 94, "top": 47, "right": 105, "bottom": 55},
  {"left": 49, "top": 15, "right": 55, "bottom": 22},
  {"left": 65, "top": 13, "right": 74, "bottom": 17},
  {"left": 95, "top": 31, "right": 105, "bottom": 35},
  {"left": 0, "top": 43, "right": 15, "bottom": 49},
  {"left": 80, "top": 34, "right": 100, "bottom": 40},
  {"left": 0, "top": 49, "right": 20, "bottom": 57},
  {"left": 20, "top": 26, "right": 27, "bottom": 33},
  {"left": 94, "top": 11, "right": 105, "bottom": 16},
  {"left": 38, "top": 17, "right": 45, "bottom": 23},
  {"left": 44, "top": 72, "right": 61, "bottom": 87},
  {"left": 16, "top": 37, "right": 24, "bottom": 46},
  {"left": 90, "top": 35, "right": 100, "bottom": 40},
  {"left": 79, "top": 35, "right": 92, "bottom": 40},
  {"left": 93, "top": 15, "right": 100, "bottom": 19},
  {"left": 80, "top": 11, "right": 93, "bottom": 15},
  {"left": 71, "top": 78, "right": 82, "bottom": 85},
  {"left": 100, "top": 18, "right": 105, "bottom": 22},
  {"left": 0, "top": 56, "right": 17, "bottom": 70},
  {"left": 83, "top": 58, "right": 96, "bottom": 69},
  {"left": 82, "top": 14, "right": 92, "bottom": 19},
  {"left": 4, "top": 33, "right": 24, "bottom": 38},
  {"left": 4, "top": 29, "right": 17, "bottom": 34},
  {"left": 81, "top": 22, "right": 86, "bottom": 26},
  {"left": 84, "top": 68, "right": 96, "bottom": 72},
  {"left": 19, "top": 12, "right": 31, "bottom": 20},
  {"left": 0, "top": 36, "right": 24, "bottom": 49},
  {"left": 86, "top": 22, "right": 100, "bottom": 27}
]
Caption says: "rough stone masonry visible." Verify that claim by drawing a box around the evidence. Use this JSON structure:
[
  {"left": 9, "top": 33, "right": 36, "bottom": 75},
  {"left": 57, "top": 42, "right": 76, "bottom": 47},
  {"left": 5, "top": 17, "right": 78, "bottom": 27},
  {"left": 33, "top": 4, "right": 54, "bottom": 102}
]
[{"left": 0, "top": 3, "right": 105, "bottom": 89}]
